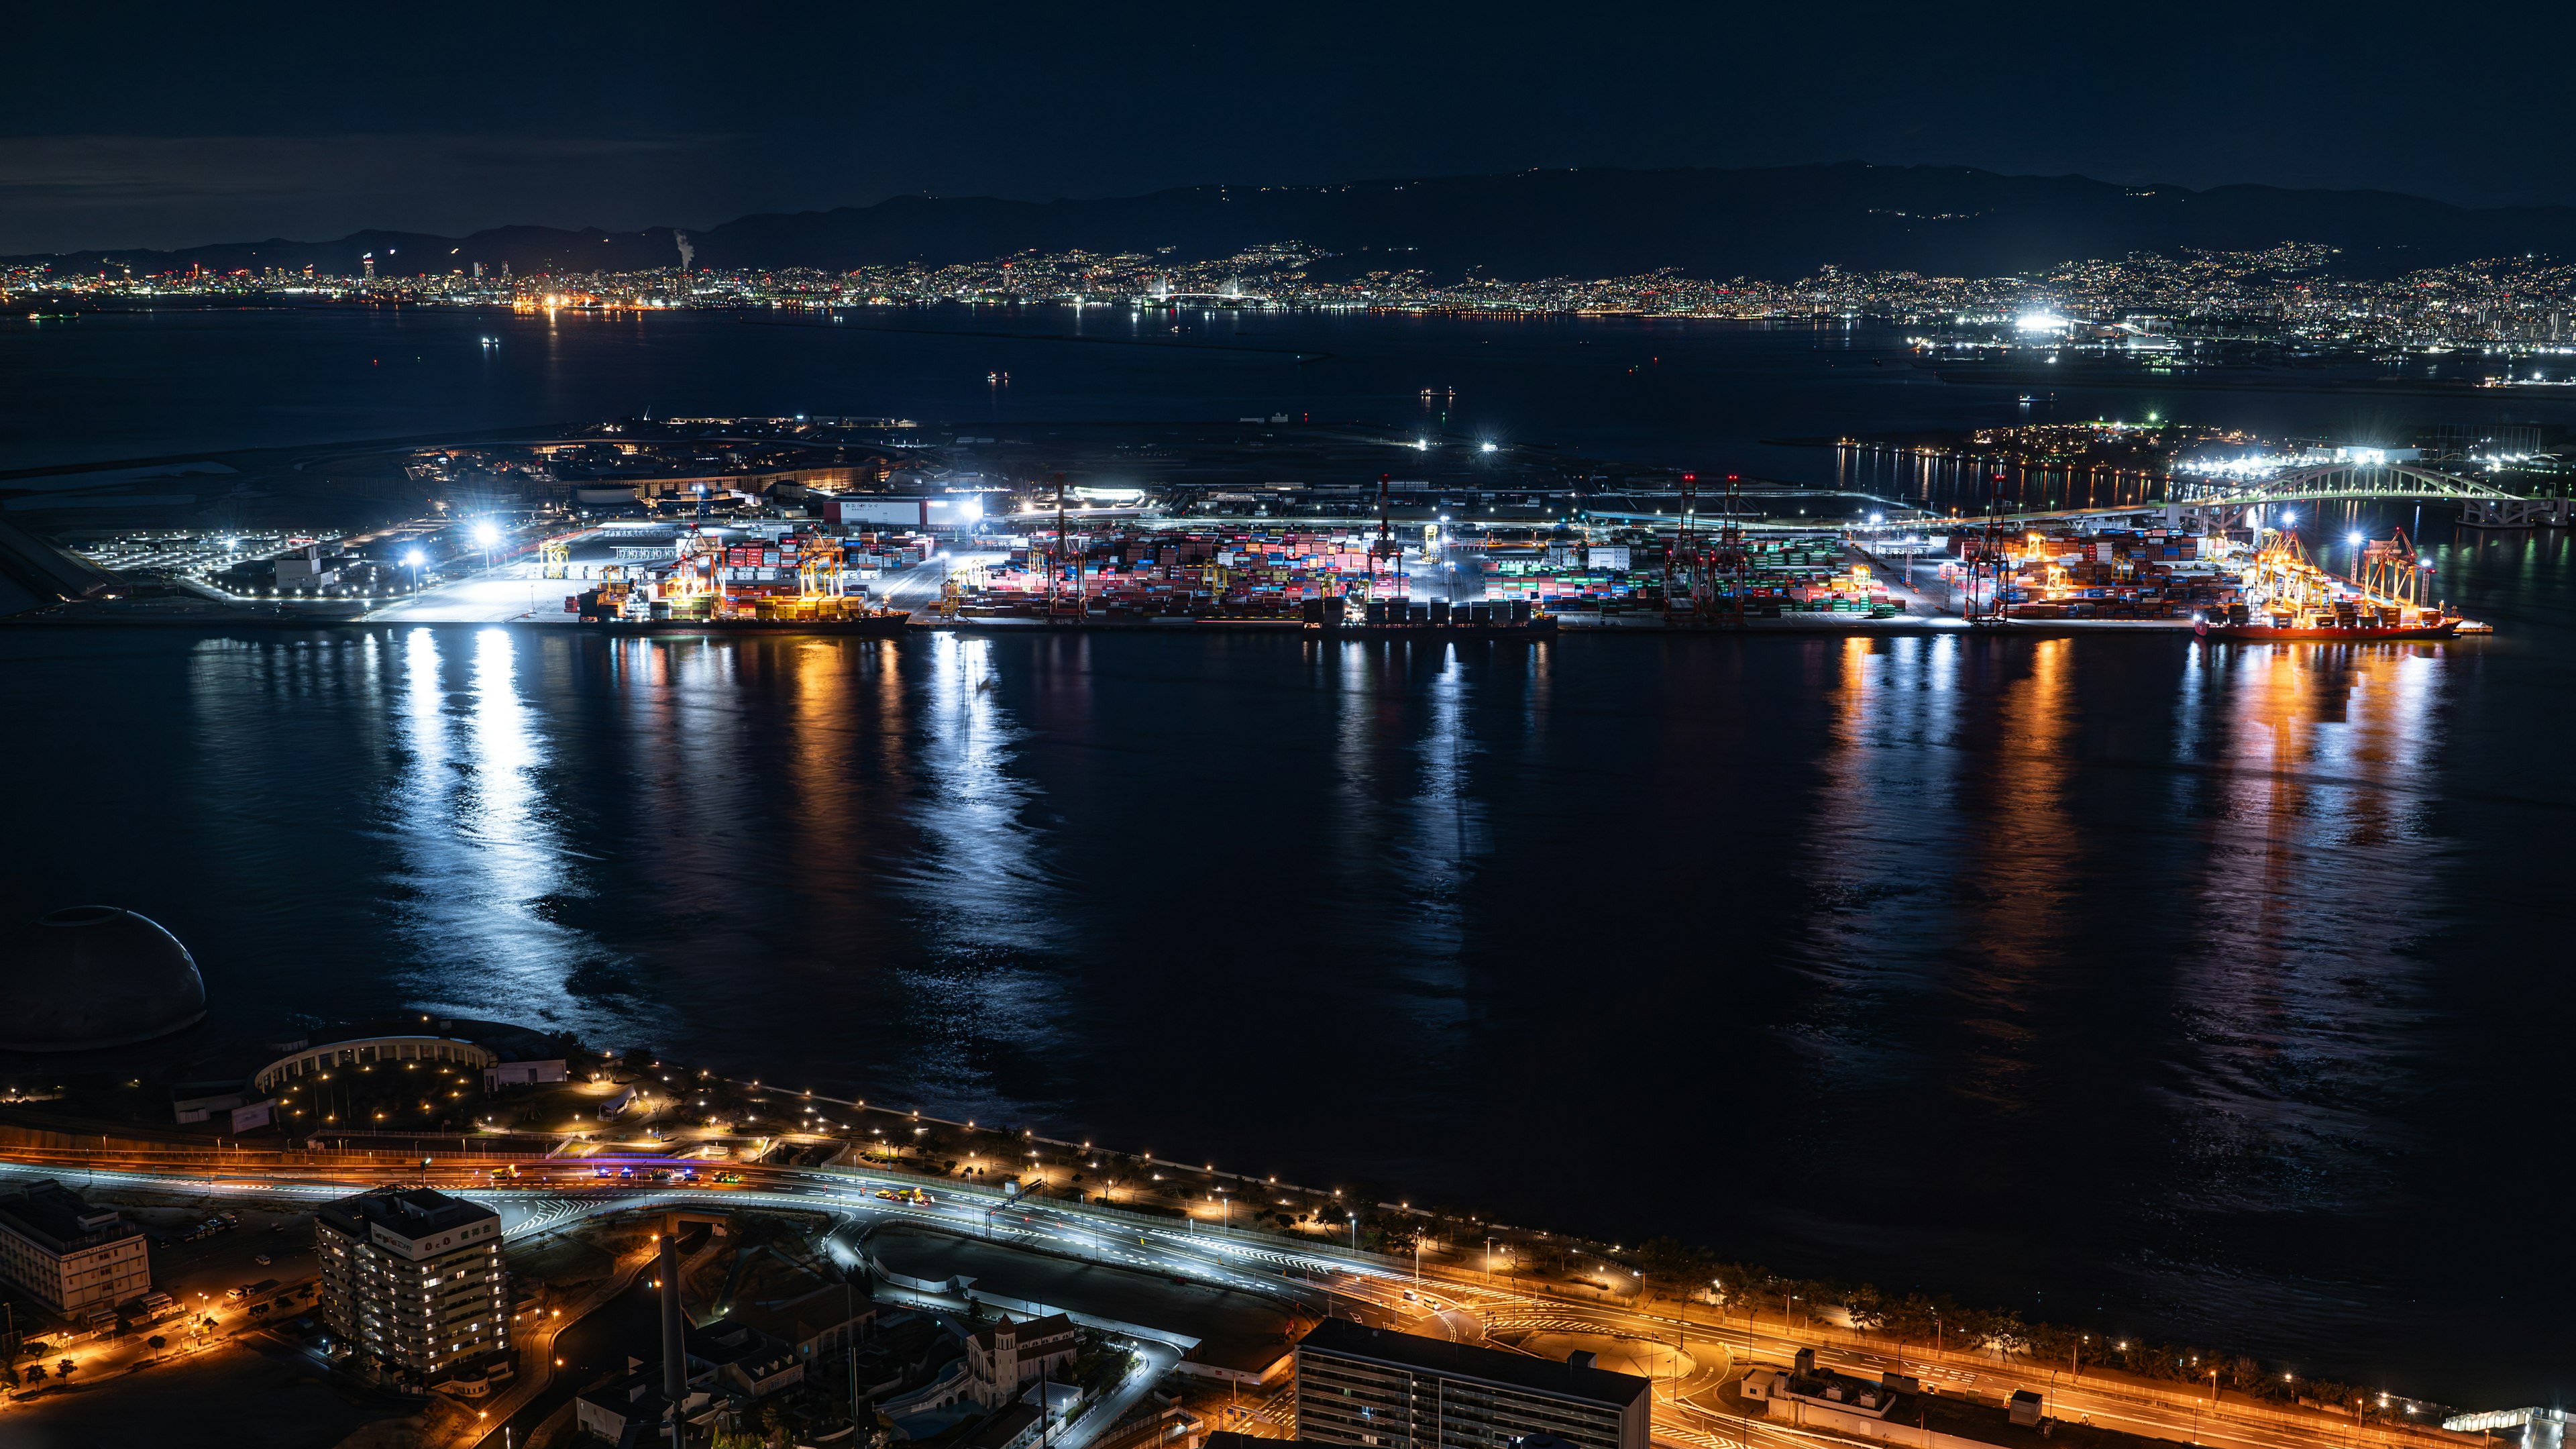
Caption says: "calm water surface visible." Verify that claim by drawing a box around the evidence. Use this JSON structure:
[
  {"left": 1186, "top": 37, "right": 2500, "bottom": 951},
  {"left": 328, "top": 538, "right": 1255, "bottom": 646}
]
[{"left": 3, "top": 312, "right": 2574, "bottom": 1403}]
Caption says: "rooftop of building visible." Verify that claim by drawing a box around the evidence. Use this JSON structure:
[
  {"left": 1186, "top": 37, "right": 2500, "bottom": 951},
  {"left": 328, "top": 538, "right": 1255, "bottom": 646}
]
[
  {"left": 316, "top": 1186, "right": 497, "bottom": 1242},
  {"left": 0, "top": 1180, "right": 138, "bottom": 1254},
  {"left": 969, "top": 1311, "right": 1075, "bottom": 1354},
  {"left": 260, "top": 1015, "right": 562, "bottom": 1063},
  {"left": 1296, "top": 1317, "right": 1651, "bottom": 1408},
  {"left": 963, "top": 1402, "right": 1042, "bottom": 1449},
  {"left": 688, "top": 1320, "right": 801, "bottom": 1382},
  {"left": 578, "top": 1366, "right": 689, "bottom": 1426},
  {"left": 724, "top": 1269, "right": 872, "bottom": 1350},
  {"left": 1206, "top": 1434, "right": 1335, "bottom": 1449}
]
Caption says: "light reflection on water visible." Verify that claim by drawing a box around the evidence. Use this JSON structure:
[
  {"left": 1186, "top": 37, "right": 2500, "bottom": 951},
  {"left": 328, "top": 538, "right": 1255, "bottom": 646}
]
[
  {"left": 888, "top": 633, "right": 1070, "bottom": 1104},
  {"left": 2153, "top": 643, "right": 2446, "bottom": 1343},
  {"left": 9, "top": 619, "right": 2561, "bottom": 1400},
  {"left": 380, "top": 627, "right": 635, "bottom": 1038}
]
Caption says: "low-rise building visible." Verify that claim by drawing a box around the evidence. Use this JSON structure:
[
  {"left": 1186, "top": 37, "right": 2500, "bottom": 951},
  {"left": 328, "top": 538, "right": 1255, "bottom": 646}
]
[
  {"left": 0, "top": 1181, "right": 150, "bottom": 1318},
  {"left": 484, "top": 1058, "right": 568, "bottom": 1089},
  {"left": 965, "top": 1402, "right": 1046, "bottom": 1449},
  {"left": 688, "top": 1320, "right": 804, "bottom": 1399},
  {"left": 578, "top": 1366, "right": 716, "bottom": 1448},
  {"left": 729, "top": 1279, "right": 875, "bottom": 1364},
  {"left": 168, "top": 1081, "right": 274, "bottom": 1132},
  {"left": 315, "top": 1187, "right": 508, "bottom": 1388}
]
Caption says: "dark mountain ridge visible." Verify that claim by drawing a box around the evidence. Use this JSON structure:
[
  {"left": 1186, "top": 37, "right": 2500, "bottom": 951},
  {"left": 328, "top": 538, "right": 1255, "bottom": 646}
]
[{"left": 17, "top": 162, "right": 2576, "bottom": 283}]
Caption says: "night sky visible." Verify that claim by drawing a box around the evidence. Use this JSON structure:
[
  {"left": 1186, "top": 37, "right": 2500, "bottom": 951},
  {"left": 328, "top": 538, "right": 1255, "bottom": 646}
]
[{"left": 7, "top": 0, "right": 2572, "bottom": 254}]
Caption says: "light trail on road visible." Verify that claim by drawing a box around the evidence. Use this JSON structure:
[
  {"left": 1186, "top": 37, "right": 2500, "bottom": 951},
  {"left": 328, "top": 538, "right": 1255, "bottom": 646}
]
[{"left": 0, "top": 1152, "right": 2449, "bottom": 1449}]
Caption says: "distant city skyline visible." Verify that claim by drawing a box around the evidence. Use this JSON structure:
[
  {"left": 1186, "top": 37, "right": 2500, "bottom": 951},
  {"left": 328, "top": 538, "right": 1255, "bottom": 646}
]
[
  {"left": 7, "top": 0, "right": 2576, "bottom": 254},
  {"left": 21, "top": 239, "right": 2576, "bottom": 357}
]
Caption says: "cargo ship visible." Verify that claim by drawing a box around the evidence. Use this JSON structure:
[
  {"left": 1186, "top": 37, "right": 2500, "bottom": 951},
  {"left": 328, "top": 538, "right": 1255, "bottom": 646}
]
[
  {"left": 2190, "top": 527, "right": 2479, "bottom": 640},
  {"left": 1321, "top": 617, "right": 1559, "bottom": 640},
  {"left": 2193, "top": 614, "right": 2461, "bottom": 641},
  {"left": 580, "top": 610, "right": 913, "bottom": 636},
  {"left": 2192, "top": 600, "right": 2462, "bottom": 642},
  {"left": 1310, "top": 596, "right": 1557, "bottom": 637},
  {"left": 571, "top": 578, "right": 911, "bottom": 635}
]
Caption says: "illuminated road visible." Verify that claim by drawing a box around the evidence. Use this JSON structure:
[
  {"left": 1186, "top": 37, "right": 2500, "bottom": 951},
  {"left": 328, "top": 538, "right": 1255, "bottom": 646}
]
[{"left": 0, "top": 1156, "right": 2451, "bottom": 1449}]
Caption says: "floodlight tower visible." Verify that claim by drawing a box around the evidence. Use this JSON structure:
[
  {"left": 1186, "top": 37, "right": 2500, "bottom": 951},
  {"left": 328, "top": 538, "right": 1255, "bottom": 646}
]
[{"left": 1371, "top": 473, "right": 1405, "bottom": 607}]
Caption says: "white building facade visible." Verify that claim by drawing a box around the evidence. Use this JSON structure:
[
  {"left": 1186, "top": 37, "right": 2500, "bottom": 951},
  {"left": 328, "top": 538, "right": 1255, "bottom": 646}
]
[
  {"left": 315, "top": 1187, "right": 510, "bottom": 1387},
  {"left": 0, "top": 1181, "right": 151, "bottom": 1318}
]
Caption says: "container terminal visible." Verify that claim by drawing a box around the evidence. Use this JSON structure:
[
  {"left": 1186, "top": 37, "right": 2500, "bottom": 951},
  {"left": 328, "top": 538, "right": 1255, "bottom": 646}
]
[{"left": 0, "top": 417, "right": 2512, "bottom": 637}]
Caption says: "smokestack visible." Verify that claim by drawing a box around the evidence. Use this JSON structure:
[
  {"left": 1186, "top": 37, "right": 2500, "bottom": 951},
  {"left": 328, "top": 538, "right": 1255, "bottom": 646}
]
[
  {"left": 674, "top": 229, "right": 695, "bottom": 272},
  {"left": 661, "top": 1228, "right": 686, "bottom": 1429}
]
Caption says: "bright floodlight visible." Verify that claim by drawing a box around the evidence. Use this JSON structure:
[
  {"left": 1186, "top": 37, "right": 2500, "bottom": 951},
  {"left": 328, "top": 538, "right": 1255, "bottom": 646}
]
[
  {"left": 1870, "top": 513, "right": 1884, "bottom": 525},
  {"left": 471, "top": 521, "right": 501, "bottom": 547},
  {"left": 2015, "top": 311, "right": 2070, "bottom": 331},
  {"left": 402, "top": 549, "right": 425, "bottom": 567},
  {"left": 2349, "top": 531, "right": 2365, "bottom": 547},
  {"left": 2282, "top": 511, "right": 2297, "bottom": 525},
  {"left": 1480, "top": 441, "right": 1497, "bottom": 453},
  {"left": 960, "top": 496, "right": 985, "bottom": 521}
]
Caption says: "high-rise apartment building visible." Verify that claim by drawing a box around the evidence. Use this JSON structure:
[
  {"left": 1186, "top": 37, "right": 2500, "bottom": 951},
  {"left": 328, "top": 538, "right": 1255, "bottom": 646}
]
[
  {"left": 1293, "top": 1318, "right": 1650, "bottom": 1449},
  {"left": 315, "top": 1187, "right": 509, "bottom": 1387}
]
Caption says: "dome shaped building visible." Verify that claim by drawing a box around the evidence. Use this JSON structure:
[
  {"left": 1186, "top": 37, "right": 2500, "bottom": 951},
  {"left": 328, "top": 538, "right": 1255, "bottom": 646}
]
[{"left": 1, "top": 907, "right": 208, "bottom": 1053}]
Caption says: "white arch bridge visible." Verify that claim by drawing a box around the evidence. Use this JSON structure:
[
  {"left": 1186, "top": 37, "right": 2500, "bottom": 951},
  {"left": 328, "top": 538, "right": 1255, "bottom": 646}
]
[{"left": 1986, "top": 462, "right": 2569, "bottom": 529}]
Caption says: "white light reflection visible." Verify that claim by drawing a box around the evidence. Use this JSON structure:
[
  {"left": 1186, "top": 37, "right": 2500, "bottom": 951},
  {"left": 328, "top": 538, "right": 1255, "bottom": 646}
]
[
  {"left": 889, "top": 635, "right": 1067, "bottom": 1099},
  {"left": 1796, "top": 635, "right": 1966, "bottom": 1053},
  {"left": 386, "top": 627, "right": 630, "bottom": 1035},
  {"left": 1403, "top": 645, "right": 1489, "bottom": 964}
]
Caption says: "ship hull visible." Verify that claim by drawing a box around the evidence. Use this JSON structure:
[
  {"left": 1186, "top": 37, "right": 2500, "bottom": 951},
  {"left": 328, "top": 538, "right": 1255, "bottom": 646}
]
[
  {"left": 581, "top": 612, "right": 912, "bottom": 636},
  {"left": 1317, "top": 621, "right": 1560, "bottom": 640},
  {"left": 2194, "top": 619, "right": 2459, "bottom": 641}
]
